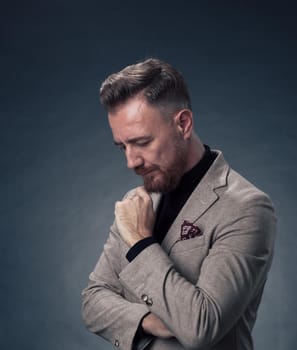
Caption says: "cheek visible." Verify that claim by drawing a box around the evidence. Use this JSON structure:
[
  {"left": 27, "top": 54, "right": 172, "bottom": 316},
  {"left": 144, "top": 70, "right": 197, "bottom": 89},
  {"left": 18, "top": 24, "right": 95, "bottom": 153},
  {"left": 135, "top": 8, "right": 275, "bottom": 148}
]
[
  {"left": 140, "top": 144, "right": 161, "bottom": 165},
  {"left": 151, "top": 144, "right": 169, "bottom": 162},
  {"left": 144, "top": 132, "right": 179, "bottom": 166},
  {"left": 153, "top": 145, "right": 175, "bottom": 168}
]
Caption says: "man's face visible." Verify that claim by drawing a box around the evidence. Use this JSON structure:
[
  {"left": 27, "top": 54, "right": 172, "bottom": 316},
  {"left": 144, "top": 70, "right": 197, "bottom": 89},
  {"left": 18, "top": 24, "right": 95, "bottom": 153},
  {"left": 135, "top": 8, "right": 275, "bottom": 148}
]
[{"left": 108, "top": 95, "right": 188, "bottom": 193}]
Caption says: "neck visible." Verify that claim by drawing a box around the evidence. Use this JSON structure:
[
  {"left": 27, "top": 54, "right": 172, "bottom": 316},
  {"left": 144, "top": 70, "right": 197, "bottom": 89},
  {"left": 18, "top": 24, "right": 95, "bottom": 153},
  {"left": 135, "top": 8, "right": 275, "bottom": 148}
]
[{"left": 184, "top": 134, "right": 205, "bottom": 173}]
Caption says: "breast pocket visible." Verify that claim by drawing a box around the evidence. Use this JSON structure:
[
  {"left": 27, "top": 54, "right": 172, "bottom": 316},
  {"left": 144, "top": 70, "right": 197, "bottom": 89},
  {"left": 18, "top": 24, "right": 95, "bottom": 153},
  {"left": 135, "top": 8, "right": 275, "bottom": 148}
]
[
  {"left": 169, "top": 234, "right": 206, "bottom": 254},
  {"left": 169, "top": 236, "right": 208, "bottom": 284}
]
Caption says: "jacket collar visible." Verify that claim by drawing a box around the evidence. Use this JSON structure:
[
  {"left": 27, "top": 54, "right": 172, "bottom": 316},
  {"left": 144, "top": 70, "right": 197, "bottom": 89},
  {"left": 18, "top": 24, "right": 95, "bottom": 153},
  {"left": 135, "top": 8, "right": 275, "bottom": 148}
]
[{"left": 151, "top": 150, "right": 229, "bottom": 252}]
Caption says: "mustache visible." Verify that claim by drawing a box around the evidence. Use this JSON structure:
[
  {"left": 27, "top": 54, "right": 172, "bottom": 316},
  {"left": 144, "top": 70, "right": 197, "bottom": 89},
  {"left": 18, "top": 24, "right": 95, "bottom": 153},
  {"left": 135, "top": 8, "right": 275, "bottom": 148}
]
[{"left": 134, "top": 166, "right": 159, "bottom": 176}]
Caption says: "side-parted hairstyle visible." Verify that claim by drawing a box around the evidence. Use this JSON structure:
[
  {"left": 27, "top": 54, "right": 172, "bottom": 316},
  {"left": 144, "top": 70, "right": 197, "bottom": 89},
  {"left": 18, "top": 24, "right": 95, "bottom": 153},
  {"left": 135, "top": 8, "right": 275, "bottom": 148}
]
[{"left": 99, "top": 58, "right": 192, "bottom": 113}]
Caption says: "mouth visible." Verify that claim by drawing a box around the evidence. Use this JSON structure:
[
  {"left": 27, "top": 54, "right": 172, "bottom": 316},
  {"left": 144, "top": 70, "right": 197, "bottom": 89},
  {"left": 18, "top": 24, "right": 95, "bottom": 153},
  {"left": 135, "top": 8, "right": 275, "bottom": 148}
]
[{"left": 135, "top": 167, "right": 158, "bottom": 176}]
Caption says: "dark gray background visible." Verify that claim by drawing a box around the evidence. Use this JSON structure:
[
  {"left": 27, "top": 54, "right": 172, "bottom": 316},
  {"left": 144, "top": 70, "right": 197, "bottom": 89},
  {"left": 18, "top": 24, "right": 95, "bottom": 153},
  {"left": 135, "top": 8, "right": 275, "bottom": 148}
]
[{"left": 1, "top": 1, "right": 296, "bottom": 349}]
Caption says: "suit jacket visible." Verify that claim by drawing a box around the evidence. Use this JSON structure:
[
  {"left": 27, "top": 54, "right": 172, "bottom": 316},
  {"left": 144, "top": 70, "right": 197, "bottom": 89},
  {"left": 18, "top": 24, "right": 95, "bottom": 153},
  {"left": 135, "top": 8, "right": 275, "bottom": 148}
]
[{"left": 81, "top": 150, "right": 276, "bottom": 350}]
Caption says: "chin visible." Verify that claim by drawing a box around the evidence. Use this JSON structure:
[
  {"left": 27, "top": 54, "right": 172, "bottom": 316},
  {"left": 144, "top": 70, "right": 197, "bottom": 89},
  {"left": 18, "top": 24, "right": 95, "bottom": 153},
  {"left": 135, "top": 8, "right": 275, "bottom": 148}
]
[
  {"left": 143, "top": 174, "right": 164, "bottom": 193},
  {"left": 143, "top": 174, "right": 179, "bottom": 194}
]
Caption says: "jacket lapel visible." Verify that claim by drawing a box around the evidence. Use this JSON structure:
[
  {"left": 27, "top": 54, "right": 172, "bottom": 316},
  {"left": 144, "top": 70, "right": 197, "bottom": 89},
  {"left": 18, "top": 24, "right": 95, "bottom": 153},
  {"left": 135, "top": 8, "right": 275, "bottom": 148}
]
[{"left": 160, "top": 150, "right": 229, "bottom": 254}]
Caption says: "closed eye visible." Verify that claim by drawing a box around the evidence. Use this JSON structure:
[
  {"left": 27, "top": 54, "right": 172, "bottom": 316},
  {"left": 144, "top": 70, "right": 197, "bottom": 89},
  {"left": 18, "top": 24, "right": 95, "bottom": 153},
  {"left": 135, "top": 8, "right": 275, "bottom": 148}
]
[
  {"left": 135, "top": 139, "right": 151, "bottom": 147},
  {"left": 114, "top": 137, "right": 152, "bottom": 150}
]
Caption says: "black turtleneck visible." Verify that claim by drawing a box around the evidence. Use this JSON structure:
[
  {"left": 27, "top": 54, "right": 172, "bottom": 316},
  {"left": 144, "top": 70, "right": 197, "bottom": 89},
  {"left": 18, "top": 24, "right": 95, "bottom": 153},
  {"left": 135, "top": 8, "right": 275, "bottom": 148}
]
[{"left": 126, "top": 145, "right": 217, "bottom": 262}]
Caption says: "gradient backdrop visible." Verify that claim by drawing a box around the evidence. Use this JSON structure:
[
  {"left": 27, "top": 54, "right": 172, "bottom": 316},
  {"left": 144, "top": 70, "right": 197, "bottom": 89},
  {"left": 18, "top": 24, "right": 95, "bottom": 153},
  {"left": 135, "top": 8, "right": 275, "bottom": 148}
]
[{"left": 1, "top": 1, "right": 296, "bottom": 349}]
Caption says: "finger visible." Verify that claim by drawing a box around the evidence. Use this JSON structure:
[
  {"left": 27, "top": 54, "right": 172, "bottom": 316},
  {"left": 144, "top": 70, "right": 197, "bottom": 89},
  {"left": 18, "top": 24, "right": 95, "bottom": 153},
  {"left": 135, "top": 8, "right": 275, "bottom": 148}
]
[
  {"left": 115, "top": 201, "right": 127, "bottom": 214},
  {"left": 136, "top": 186, "right": 149, "bottom": 194},
  {"left": 126, "top": 190, "right": 137, "bottom": 200},
  {"left": 136, "top": 186, "right": 151, "bottom": 203},
  {"left": 114, "top": 201, "right": 121, "bottom": 215}
]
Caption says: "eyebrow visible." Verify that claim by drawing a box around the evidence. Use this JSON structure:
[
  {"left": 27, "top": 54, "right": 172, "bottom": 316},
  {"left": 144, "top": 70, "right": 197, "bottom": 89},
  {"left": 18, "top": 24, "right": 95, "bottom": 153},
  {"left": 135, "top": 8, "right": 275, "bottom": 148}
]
[{"left": 113, "top": 136, "right": 152, "bottom": 146}]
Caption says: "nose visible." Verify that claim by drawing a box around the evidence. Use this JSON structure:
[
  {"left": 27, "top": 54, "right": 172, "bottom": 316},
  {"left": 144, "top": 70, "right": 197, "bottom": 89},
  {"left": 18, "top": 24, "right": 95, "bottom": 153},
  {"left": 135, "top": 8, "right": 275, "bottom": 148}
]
[{"left": 125, "top": 146, "right": 144, "bottom": 169}]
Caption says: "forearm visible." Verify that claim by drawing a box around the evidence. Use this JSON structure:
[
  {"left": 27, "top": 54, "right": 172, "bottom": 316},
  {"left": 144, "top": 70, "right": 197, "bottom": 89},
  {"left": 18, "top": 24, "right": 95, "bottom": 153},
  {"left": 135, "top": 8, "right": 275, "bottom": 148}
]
[
  {"left": 81, "top": 224, "right": 153, "bottom": 350},
  {"left": 119, "top": 244, "right": 210, "bottom": 348},
  {"left": 82, "top": 273, "right": 150, "bottom": 350},
  {"left": 119, "top": 241, "right": 272, "bottom": 349}
]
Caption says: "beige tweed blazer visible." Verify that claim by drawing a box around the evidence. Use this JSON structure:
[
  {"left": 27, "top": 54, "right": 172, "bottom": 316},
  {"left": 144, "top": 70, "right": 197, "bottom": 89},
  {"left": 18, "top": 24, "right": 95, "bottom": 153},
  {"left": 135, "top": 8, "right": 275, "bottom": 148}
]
[{"left": 82, "top": 150, "right": 276, "bottom": 350}]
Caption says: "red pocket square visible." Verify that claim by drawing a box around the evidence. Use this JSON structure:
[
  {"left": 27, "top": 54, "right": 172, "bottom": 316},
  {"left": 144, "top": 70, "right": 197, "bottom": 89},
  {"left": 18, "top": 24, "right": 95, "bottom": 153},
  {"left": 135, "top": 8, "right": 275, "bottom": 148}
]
[{"left": 180, "top": 220, "right": 202, "bottom": 240}]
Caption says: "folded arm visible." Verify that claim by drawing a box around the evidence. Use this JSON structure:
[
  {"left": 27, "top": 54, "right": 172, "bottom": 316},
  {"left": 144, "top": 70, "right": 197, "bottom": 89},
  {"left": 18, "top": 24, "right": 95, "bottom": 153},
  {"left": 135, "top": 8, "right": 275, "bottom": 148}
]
[
  {"left": 81, "top": 227, "right": 152, "bottom": 350},
  {"left": 118, "top": 193, "right": 276, "bottom": 349}
]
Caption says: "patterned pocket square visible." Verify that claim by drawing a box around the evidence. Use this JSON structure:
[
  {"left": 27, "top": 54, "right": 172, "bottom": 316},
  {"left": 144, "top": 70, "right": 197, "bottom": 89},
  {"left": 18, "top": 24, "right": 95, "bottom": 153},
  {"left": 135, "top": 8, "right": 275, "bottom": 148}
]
[{"left": 180, "top": 220, "right": 202, "bottom": 240}]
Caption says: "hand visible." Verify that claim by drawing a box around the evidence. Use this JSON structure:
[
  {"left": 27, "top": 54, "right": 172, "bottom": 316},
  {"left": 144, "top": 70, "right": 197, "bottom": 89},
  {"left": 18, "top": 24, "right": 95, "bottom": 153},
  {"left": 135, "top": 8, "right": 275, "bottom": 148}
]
[
  {"left": 115, "top": 187, "right": 155, "bottom": 247},
  {"left": 142, "top": 313, "right": 174, "bottom": 339}
]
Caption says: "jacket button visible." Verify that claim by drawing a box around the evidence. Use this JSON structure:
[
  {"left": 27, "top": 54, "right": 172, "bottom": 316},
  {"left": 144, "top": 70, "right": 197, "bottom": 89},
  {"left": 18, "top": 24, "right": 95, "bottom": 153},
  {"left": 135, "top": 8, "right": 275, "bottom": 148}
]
[
  {"left": 141, "top": 294, "right": 153, "bottom": 306},
  {"left": 141, "top": 294, "right": 148, "bottom": 302},
  {"left": 114, "top": 339, "right": 119, "bottom": 347},
  {"left": 146, "top": 298, "right": 153, "bottom": 306}
]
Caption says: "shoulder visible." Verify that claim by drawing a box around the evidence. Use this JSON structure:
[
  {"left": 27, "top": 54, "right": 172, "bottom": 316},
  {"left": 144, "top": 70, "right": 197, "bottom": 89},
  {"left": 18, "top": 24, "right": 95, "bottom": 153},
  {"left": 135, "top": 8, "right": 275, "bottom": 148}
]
[
  {"left": 211, "top": 149, "right": 274, "bottom": 210},
  {"left": 208, "top": 151, "right": 277, "bottom": 239},
  {"left": 224, "top": 167, "right": 275, "bottom": 217}
]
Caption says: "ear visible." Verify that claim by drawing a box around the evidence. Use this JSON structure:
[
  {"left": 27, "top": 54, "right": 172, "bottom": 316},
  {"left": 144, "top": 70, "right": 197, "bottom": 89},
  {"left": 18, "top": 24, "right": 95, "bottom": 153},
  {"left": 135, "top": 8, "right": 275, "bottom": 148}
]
[{"left": 174, "top": 109, "right": 193, "bottom": 139}]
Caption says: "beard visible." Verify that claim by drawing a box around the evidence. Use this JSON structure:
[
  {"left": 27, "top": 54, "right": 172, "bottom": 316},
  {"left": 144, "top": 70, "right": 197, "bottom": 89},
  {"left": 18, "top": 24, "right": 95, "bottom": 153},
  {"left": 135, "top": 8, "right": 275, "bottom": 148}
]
[{"left": 135, "top": 139, "right": 187, "bottom": 193}]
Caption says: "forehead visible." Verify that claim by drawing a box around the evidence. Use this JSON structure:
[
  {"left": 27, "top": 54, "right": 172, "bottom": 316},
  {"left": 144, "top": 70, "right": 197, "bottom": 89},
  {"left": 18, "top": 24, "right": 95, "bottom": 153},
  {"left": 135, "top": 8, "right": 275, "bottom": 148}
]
[{"left": 108, "top": 96, "right": 168, "bottom": 141}]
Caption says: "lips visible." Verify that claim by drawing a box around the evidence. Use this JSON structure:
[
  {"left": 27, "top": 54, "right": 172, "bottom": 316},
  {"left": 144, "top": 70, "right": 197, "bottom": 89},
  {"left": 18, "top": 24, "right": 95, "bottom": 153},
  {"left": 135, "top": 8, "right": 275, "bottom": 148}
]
[{"left": 135, "top": 167, "right": 158, "bottom": 176}]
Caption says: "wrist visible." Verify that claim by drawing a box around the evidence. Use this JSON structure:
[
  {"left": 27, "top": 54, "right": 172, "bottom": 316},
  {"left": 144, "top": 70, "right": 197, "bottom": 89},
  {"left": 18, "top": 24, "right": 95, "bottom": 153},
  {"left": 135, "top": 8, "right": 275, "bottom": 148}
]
[{"left": 126, "top": 237, "right": 157, "bottom": 262}]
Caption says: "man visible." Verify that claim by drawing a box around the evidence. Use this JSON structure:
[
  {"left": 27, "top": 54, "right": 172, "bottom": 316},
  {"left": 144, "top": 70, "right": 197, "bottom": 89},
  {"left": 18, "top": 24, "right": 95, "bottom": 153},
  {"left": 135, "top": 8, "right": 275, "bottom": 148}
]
[{"left": 81, "top": 58, "right": 276, "bottom": 350}]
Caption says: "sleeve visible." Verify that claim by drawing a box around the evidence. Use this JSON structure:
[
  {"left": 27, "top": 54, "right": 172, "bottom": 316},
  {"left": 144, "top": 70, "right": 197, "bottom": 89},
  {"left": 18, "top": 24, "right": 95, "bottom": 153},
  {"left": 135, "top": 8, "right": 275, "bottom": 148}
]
[
  {"left": 132, "top": 317, "right": 155, "bottom": 350},
  {"left": 81, "top": 223, "right": 153, "bottom": 350},
  {"left": 126, "top": 236, "right": 157, "bottom": 262},
  {"left": 118, "top": 193, "right": 277, "bottom": 349}
]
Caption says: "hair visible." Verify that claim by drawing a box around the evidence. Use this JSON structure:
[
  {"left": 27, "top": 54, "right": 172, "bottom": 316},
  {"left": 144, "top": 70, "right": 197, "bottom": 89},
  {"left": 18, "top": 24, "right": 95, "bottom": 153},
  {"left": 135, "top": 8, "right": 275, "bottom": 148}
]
[{"left": 99, "top": 58, "right": 192, "bottom": 113}]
